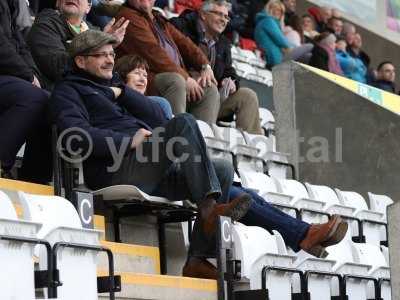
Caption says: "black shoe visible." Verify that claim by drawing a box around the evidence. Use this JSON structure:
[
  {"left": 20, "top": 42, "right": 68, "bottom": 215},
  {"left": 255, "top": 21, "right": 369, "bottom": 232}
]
[{"left": 1, "top": 168, "right": 15, "bottom": 180}]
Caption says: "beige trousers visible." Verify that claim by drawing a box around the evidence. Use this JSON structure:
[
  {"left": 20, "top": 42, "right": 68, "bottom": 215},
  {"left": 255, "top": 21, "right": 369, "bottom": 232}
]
[
  {"left": 153, "top": 72, "right": 220, "bottom": 124},
  {"left": 218, "top": 87, "right": 262, "bottom": 134}
]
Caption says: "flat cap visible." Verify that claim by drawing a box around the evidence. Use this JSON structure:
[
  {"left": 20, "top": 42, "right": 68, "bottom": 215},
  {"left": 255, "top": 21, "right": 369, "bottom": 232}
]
[{"left": 68, "top": 30, "right": 118, "bottom": 58}]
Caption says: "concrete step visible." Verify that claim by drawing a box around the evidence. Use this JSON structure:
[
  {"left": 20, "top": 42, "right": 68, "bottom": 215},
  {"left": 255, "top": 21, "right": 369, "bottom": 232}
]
[
  {"left": 98, "top": 272, "right": 217, "bottom": 300},
  {"left": 98, "top": 241, "right": 160, "bottom": 274}
]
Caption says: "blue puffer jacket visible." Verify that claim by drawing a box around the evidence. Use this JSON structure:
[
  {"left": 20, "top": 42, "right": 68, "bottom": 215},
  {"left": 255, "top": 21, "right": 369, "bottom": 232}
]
[
  {"left": 254, "top": 10, "right": 290, "bottom": 67},
  {"left": 336, "top": 49, "right": 367, "bottom": 83},
  {"left": 51, "top": 70, "right": 167, "bottom": 189}
]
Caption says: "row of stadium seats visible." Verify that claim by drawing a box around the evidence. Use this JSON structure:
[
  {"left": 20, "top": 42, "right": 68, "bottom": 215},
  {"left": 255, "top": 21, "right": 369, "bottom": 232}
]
[
  {"left": 0, "top": 191, "right": 118, "bottom": 300},
  {"left": 232, "top": 222, "right": 391, "bottom": 299},
  {"left": 195, "top": 116, "right": 392, "bottom": 249},
  {"left": 231, "top": 46, "right": 273, "bottom": 87}
]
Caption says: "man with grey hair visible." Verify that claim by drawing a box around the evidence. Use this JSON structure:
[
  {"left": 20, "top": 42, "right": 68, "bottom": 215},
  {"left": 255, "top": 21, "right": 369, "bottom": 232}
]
[
  {"left": 171, "top": 0, "right": 263, "bottom": 134},
  {"left": 51, "top": 29, "right": 252, "bottom": 280},
  {"left": 27, "top": 0, "right": 129, "bottom": 89}
]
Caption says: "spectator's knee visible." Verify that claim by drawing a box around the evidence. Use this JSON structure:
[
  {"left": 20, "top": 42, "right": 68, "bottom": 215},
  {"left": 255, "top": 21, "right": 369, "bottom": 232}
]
[
  {"left": 238, "top": 88, "right": 259, "bottom": 107},
  {"left": 168, "top": 73, "right": 186, "bottom": 91}
]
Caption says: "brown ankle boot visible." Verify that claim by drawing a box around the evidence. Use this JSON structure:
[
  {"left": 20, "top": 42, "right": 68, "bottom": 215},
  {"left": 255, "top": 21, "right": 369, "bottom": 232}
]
[
  {"left": 202, "top": 193, "right": 252, "bottom": 237},
  {"left": 182, "top": 257, "right": 217, "bottom": 279},
  {"left": 299, "top": 215, "right": 348, "bottom": 258}
]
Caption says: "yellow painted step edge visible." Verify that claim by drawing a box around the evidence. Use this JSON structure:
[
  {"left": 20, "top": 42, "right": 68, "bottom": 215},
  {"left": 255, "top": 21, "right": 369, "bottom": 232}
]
[
  {"left": 0, "top": 178, "right": 54, "bottom": 195},
  {"left": 97, "top": 271, "right": 217, "bottom": 292},
  {"left": 100, "top": 241, "right": 160, "bottom": 274},
  {"left": 94, "top": 215, "right": 105, "bottom": 231}
]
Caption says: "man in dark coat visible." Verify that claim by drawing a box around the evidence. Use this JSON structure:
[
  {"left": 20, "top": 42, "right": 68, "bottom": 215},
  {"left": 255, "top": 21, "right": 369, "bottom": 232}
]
[
  {"left": 0, "top": 0, "right": 51, "bottom": 183},
  {"left": 27, "top": 0, "right": 128, "bottom": 90},
  {"left": 372, "top": 61, "right": 396, "bottom": 94},
  {"left": 51, "top": 30, "right": 251, "bottom": 279},
  {"left": 171, "top": 0, "right": 263, "bottom": 134}
]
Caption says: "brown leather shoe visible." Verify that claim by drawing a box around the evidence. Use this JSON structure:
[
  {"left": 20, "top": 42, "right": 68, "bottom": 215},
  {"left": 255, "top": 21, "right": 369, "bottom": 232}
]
[
  {"left": 299, "top": 215, "right": 348, "bottom": 258},
  {"left": 182, "top": 257, "right": 217, "bottom": 280},
  {"left": 202, "top": 193, "right": 252, "bottom": 237}
]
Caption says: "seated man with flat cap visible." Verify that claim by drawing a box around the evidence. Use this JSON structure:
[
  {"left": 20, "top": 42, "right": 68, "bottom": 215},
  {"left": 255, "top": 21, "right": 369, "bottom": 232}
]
[{"left": 51, "top": 30, "right": 252, "bottom": 279}]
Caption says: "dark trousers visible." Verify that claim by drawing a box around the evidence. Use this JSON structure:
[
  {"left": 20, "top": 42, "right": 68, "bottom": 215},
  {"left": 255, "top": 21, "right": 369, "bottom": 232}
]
[
  {"left": 0, "top": 76, "right": 52, "bottom": 183},
  {"left": 111, "top": 113, "right": 234, "bottom": 257},
  {"left": 231, "top": 185, "right": 310, "bottom": 252}
]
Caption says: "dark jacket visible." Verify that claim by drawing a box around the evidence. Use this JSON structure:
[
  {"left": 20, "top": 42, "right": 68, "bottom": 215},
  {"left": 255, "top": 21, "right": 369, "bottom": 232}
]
[
  {"left": 27, "top": 9, "right": 94, "bottom": 89},
  {"left": 170, "top": 10, "right": 239, "bottom": 88},
  {"left": 347, "top": 46, "right": 370, "bottom": 68},
  {"left": 116, "top": 5, "right": 208, "bottom": 93},
  {"left": 0, "top": 0, "right": 38, "bottom": 82},
  {"left": 371, "top": 80, "right": 396, "bottom": 94},
  {"left": 309, "top": 45, "right": 329, "bottom": 71},
  {"left": 51, "top": 71, "right": 167, "bottom": 189}
]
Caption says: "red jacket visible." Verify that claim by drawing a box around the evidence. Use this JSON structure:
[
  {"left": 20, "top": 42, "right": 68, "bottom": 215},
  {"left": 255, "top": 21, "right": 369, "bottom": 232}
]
[{"left": 116, "top": 5, "right": 209, "bottom": 93}]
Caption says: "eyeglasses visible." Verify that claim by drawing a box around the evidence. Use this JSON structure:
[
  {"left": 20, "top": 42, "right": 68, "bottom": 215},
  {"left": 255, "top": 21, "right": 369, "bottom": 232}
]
[
  {"left": 83, "top": 52, "right": 116, "bottom": 59},
  {"left": 207, "top": 10, "right": 231, "bottom": 22}
]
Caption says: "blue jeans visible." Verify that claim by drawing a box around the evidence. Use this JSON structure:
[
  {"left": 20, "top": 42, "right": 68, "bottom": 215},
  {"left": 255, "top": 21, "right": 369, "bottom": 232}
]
[
  {"left": 230, "top": 185, "right": 310, "bottom": 252},
  {"left": 148, "top": 96, "right": 173, "bottom": 120}
]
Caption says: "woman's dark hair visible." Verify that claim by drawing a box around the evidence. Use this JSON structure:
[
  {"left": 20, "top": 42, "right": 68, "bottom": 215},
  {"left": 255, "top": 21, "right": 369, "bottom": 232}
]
[
  {"left": 114, "top": 55, "right": 149, "bottom": 81},
  {"left": 288, "top": 15, "right": 304, "bottom": 44}
]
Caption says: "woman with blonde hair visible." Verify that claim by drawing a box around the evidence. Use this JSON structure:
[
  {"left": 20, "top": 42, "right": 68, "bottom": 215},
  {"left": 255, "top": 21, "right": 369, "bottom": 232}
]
[{"left": 255, "top": 0, "right": 313, "bottom": 68}]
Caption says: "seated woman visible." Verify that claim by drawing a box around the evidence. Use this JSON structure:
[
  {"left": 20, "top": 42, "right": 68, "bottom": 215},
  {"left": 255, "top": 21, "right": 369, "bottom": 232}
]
[
  {"left": 336, "top": 38, "right": 367, "bottom": 83},
  {"left": 254, "top": 0, "right": 313, "bottom": 68},
  {"left": 309, "top": 32, "right": 343, "bottom": 75},
  {"left": 115, "top": 54, "right": 173, "bottom": 120},
  {"left": 302, "top": 14, "right": 319, "bottom": 41}
]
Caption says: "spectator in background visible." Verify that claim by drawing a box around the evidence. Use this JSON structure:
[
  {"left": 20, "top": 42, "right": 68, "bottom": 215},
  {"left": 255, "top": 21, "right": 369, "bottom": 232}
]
[
  {"left": 282, "top": 0, "right": 296, "bottom": 26},
  {"left": 372, "top": 61, "right": 396, "bottom": 93},
  {"left": 254, "top": 0, "right": 313, "bottom": 68},
  {"left": 0, "top": 0, "right": 51, "bottom": 183},
  {"left": 335, "top": 38, "right": 366, "bottom": 83},
  {"left": 309, "top": 32, "right": 343, "bottom": 75},
  {"left": 342, "top": 22, "right": 356, "bottom": 46},
  {"left": 116, "top": 0, "right": 221, "bottom": 124},
  {"left": 347, "top": 33, "right": 370, "bottom": 69},
  {"left": 313, "top": 6, "right": 331, "bottom": 32},
  {"left": 327, "top": 16, "right": 343, "bottom": 38},
  {"left": 171, "top": 0, "right": 263, "bottom": 134},
  {"left": 115, "top": 54, "right": 173, "bottom": 119},
  {"left": 302, "top": 14, "right": 319, "bottom": 40},
  {"left": 284, "top": 15, "right": 304, "bottom": 47},
  {"left": 28, "top": 0, "right": 129, "bottom": 90},
  {"left": 51, "top": 30, "right": 252, "bottom": 280}
]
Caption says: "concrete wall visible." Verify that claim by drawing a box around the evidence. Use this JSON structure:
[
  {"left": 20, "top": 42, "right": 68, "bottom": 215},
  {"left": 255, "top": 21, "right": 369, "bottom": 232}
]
[
  {"left": 273, "top": 62, "right": 400, "bottom": 200},
  {"left": 388, "top": 202, "right": 400, "bottom": 300},
  {"left": 297, "top": 0, "right": 400, "bottom": 89}
]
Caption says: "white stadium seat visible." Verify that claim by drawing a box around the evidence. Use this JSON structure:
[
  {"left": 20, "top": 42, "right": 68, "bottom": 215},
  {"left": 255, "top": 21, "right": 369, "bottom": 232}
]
[
  {"left": 232, "top": 223, "right": 296, "bottom": 300},
  {"left": 274, "top": 179, "right": 327, "bottom": 223},
  {"left": 335, "top": 189, "right": 386, "bottom": 247},
  {"left": 0, "top": 191, "right": 41, "bottom": 300},
  {"left": 17, "top": 192, "right": 103, "bottom": 300},
  {"left": 368, "top": 192, "right": 394, "bottom": 221}
]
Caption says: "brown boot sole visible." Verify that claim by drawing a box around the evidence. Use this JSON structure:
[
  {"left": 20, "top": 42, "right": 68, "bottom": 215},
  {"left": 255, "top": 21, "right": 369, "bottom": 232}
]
[
  {"left": 320, "top": 221, "right": 348, "bottom": 247},
  {"left": 225, "top": 194, "right": 252, "bottom": 221}
]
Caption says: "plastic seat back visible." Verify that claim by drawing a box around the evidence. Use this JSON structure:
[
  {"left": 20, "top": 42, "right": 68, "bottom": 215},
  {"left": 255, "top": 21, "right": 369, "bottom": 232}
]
[
  {"left": 368, "top": 192, "right": 393, "bottom": 219},
  {"left": 196, "top": 120, "right": 215, "bottom": 138},
  {"left": 0, "top": 191, "right": 39, "bottom": 300},
  {"left": 335, "top": 189, "right": 369, "bottom": 212},
  {"left": 239, "top": 171, "right": 278, "bottom": 195},
  {"left": 275, "top": 178, "right": 309, "bottom": 199},
  {"left": 17, "top": 191, "right": 82, "bottom": 239},
  {"left": 0, "top": 191, "right": 18, "bottom": 220}
]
